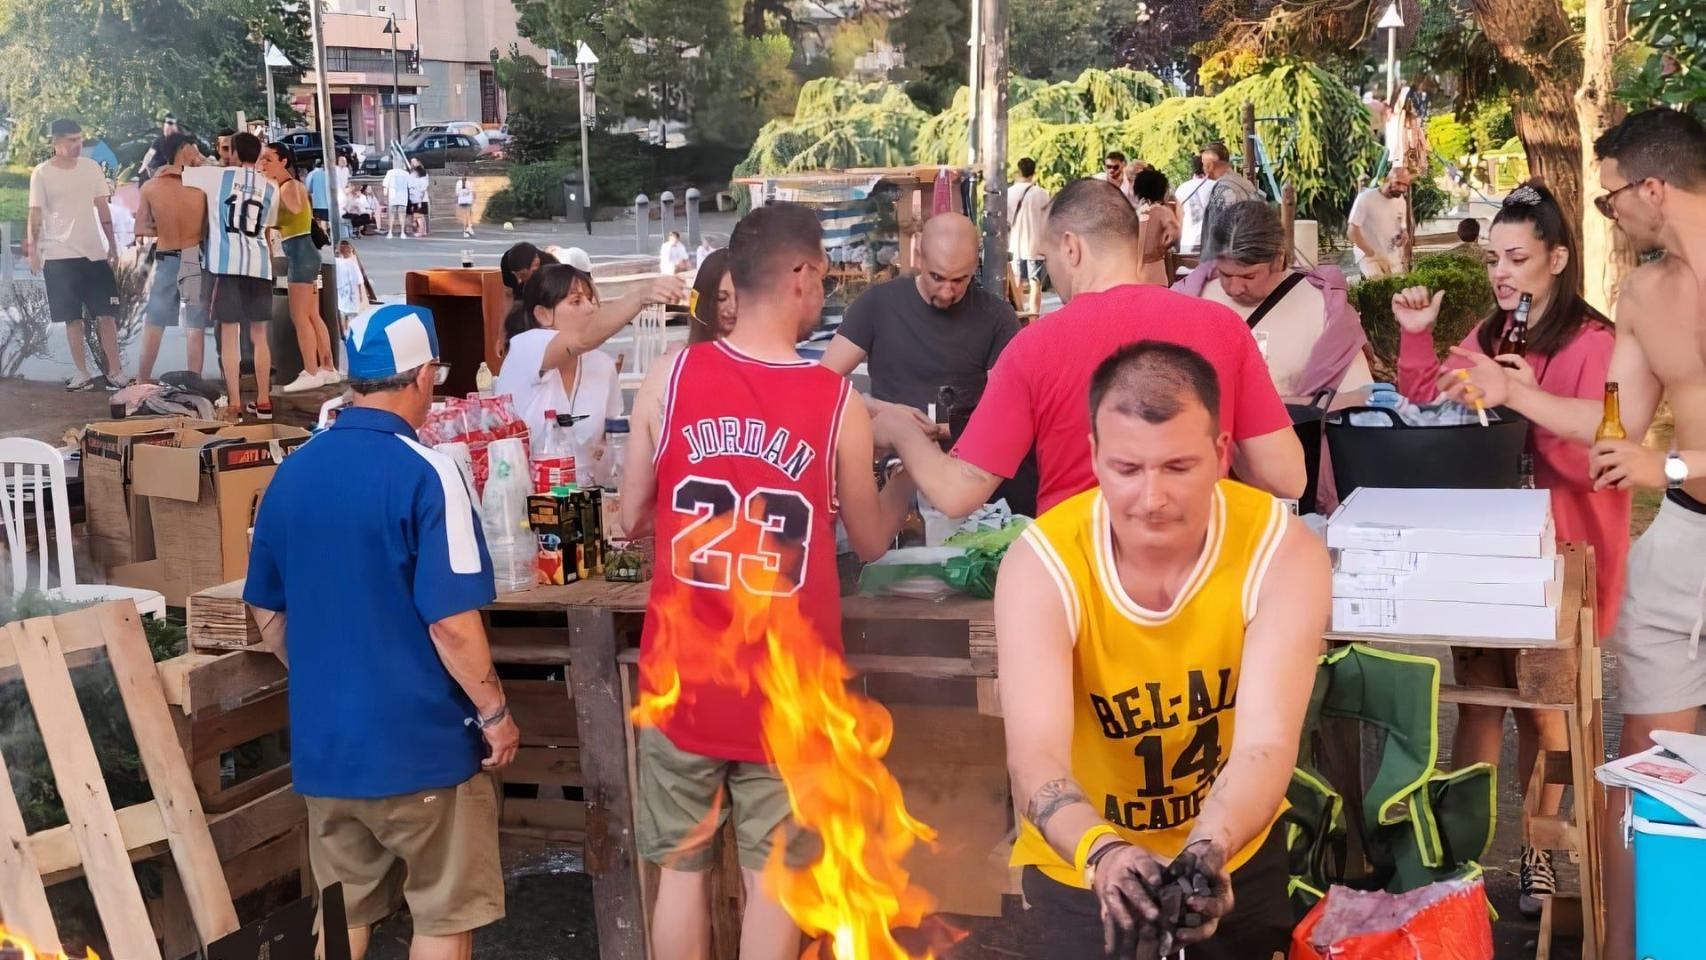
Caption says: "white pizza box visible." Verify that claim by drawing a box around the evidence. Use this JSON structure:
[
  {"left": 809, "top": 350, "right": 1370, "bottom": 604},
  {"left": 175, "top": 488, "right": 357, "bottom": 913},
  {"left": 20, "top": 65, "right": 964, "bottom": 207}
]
[
  {"left": 1335, "top": 548, "right": 1558, "bottom": 583},
  {"left": 1326, "top": 487, "right": 1555, "bottom": 558},
  {"left": 1334, "top": 555, "right": 1564, "bottom": 606},
  {"left": 1332, "top": 596, "right": 1559, "bottom": 642}
]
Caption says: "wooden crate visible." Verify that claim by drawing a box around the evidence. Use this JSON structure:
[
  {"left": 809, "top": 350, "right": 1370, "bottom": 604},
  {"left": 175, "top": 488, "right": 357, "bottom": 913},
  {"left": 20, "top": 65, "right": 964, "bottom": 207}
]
[
  {"left": 186, "top": 580, "right": 262, "bottom": 650},
  {"left": 0, "top": 602, "right": 241, "bottom": 957}
]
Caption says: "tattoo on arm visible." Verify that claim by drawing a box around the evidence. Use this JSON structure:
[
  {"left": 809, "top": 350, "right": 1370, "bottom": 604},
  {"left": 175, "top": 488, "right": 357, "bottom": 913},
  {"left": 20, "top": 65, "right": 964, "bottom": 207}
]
[{"left": 1026, "top": 778, "right": 1090, "bottom": 834}]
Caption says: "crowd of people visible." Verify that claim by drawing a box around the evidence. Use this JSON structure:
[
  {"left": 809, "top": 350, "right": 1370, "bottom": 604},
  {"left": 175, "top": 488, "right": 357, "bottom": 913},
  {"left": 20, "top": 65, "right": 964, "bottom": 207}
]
[{"left": 22, "top": 99, "right": 1706, "bottom": 960}]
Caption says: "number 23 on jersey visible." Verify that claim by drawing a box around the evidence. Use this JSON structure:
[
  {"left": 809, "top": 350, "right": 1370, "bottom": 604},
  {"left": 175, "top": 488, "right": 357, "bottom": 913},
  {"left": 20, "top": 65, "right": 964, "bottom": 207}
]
[{"left": 670, "top": 476, "right": 814, "bottom": 598}]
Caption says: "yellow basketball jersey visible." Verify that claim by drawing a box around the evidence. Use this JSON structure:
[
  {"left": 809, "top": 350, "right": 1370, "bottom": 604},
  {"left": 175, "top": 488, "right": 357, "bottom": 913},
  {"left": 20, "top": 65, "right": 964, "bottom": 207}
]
[{"left": 1010, "top": 479, "right": 1290, "bottom": 888}]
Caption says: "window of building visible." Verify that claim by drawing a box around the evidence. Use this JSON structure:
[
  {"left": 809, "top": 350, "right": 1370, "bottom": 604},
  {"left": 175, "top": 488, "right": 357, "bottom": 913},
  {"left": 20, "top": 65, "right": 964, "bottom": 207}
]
[{"left": 479, "top": 71, "right": 499, "bottom": 124}]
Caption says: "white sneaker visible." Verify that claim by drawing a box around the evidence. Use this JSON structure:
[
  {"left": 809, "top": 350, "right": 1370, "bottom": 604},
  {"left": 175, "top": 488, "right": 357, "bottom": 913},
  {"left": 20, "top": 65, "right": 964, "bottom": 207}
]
[
  {"left": 280, "top": 370, "right": 324, "bottom": 394},
  {"left": 318, "top": 368, "right": 344, "bottom": 386}
]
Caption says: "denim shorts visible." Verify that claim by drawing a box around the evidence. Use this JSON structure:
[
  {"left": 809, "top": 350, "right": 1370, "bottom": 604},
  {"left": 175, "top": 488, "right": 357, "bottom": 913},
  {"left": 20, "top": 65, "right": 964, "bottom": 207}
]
[
  {"left": 144, "top": 251, "right": 209, "bottom": 329},
  {"left": 282, "top": 234, "right": 323, "bottom": 284}
]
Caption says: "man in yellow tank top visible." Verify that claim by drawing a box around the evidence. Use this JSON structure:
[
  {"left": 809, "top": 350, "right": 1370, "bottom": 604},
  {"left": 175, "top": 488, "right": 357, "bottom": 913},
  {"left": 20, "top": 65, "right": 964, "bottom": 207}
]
[{"left": 997, "top": 341, "right": 1330, "bottom": 959}]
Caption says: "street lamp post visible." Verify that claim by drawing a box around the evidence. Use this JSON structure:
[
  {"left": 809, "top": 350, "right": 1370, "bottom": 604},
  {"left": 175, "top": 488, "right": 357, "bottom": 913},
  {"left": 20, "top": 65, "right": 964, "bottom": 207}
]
[
  {"left": 576, "top": 41, "right": 599, "bottom": 237},
  {"left": 310, "top": 0, "right": 341, "bottom": 247},
  {"left": 382, "top": 14, "right": 402, "bottom": 147},
  {"left": 1379, "top": 1, "right": 1404, "bottom": 106}
]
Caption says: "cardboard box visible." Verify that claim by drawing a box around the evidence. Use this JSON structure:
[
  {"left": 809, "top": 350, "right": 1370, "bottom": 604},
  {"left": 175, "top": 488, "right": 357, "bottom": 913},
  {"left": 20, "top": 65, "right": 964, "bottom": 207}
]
[
  {"left": 1326, "top": 487, "right": 1555, "bottom": 558},
  {"left": 82, "top": 417, "right": 223, "bottom": 569},
  {"left": 1335, "top": 548, "right": 1559, "bottom": 583},
  {"left": 132, "top": 425, "right": 309, "bottom": 605},
  {"left": 1332, "top": 596, "right": 1560, "bottom": 642},
  {"left": 1333, "top": 555, "right": 1564, "bottom": 606}
]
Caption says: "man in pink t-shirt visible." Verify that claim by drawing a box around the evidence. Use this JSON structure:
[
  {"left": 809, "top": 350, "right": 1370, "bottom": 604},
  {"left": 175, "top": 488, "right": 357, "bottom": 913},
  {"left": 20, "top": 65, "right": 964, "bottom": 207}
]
[{"left": 875, "top": 178, "right": 1303, "bottom": 516}]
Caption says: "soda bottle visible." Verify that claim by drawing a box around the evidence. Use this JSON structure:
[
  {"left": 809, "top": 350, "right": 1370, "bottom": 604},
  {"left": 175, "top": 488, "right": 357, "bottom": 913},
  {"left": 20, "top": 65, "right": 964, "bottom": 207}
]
[{"left": 531, "top": 410, "right": 576, "bottom": 492}]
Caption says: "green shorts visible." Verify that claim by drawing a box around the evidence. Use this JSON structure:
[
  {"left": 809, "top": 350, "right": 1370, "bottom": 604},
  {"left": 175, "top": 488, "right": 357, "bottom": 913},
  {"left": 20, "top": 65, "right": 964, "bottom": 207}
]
[{"left": 636, "top": 727, "right": 819, "bottom": 872}]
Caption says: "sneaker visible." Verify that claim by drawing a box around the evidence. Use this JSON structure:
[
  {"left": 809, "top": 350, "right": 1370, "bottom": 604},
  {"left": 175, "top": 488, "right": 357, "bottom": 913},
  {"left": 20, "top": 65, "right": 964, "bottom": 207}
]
[
  {"left": 318, "top": 368, "right": 344, "bottom": 386},
  {"left": 245, "top": 401, "right": 274, "bottom": 422},
  {"left": 1518, "top": 846, "right": 1556, "bottom": 918},
  {"left": 280, "top": 370, "right": 324, "bottom": 394},
  {"left": 65, "top": 373, "right": 99, "bottom": 392},
  {"left": 104, "top": 374, "right": 134, "bottom": 392}
]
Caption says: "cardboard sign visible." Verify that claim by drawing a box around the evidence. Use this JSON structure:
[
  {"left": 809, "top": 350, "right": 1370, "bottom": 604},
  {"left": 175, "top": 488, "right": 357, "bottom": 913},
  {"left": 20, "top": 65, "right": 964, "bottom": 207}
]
[{"left": 81, "top": 417, "right": 222, "bottom": 570}]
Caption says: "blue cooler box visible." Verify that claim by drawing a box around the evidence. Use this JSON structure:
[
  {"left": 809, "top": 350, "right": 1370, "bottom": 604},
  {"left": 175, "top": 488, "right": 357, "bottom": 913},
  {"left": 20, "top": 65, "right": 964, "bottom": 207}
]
[{"left": 1632, "top": 791, "right": 1706, "bottom": 959}]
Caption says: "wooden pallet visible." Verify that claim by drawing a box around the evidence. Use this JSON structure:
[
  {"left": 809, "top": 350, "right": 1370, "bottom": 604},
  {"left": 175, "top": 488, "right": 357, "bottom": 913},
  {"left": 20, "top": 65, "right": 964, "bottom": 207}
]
[
  {"left": 0, "top": 602, "right": 241, "bottom": 957},
  {"left": 186, "top": 580, "right": 262, "bottom": 650}
]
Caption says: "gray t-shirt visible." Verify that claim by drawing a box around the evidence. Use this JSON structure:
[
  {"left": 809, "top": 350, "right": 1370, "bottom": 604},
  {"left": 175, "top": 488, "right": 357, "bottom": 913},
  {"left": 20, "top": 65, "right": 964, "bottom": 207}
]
[{"left": 838, "top": 276, "right": 1020, "bottom": 413}]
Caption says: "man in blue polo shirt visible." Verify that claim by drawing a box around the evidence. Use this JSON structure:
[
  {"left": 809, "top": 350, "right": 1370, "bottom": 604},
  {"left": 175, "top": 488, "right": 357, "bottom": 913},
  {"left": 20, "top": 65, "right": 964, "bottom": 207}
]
[{"left": 245, "top": 303, "right": 519, "bottom": 960}]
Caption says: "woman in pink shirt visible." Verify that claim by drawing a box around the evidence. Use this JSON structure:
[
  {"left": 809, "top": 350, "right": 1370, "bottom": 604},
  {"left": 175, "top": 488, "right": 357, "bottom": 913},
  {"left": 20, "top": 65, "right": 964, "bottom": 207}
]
[{"left": 1393, "top": 180, "right": 1629, "bottom": 916}]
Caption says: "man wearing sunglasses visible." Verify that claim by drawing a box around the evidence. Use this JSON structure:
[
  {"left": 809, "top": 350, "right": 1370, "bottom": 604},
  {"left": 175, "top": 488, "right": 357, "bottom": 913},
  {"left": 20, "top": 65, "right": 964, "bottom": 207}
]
[
  {"left": 246, "top": 303, "right": 516, "bottom": 960},
  {"left": 1092, "top": 150, "right": 1137, "bottom": 206},
  {"left": 1446, "top": 107, "right": 1706, "bottom": 960}
]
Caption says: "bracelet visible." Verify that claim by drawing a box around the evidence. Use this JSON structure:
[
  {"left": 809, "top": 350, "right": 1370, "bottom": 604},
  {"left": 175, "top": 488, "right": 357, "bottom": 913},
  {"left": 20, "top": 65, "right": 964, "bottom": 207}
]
[
  {"left": 1072, "top": 824, "right": 1122, "bottom": 879},
  {"left": 476, "top": 703, "right": 509, "bottom": 730}
]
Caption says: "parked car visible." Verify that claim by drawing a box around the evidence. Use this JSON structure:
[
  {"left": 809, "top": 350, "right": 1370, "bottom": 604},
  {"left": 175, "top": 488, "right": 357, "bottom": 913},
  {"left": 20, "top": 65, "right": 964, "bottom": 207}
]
[
  {"left": 359, "top": 133, "right": 485, "bottom": 174},
  {"left": 406, "top": 121, "right": 489, "bottom": 148},
  {"left": 277, "top": 130, "right": 357, "bottom": 169}
]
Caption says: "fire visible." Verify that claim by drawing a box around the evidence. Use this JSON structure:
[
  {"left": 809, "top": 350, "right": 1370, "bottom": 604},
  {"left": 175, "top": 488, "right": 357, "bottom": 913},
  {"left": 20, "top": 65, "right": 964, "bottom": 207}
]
[
  {"left": 0, "top": 925, "right": 100, "bottom": 959},
  {"left": 634, "top": 559, "right": 941, "bottom": 959}
]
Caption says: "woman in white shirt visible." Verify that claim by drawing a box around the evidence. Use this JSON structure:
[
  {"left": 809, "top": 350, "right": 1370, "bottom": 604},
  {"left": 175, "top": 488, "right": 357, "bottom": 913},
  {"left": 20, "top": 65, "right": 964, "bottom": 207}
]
[
  {"left": 456, "top": 177, "right": 476, "bottom": 238},
  {"left": 495, "top": 263, "right": 624, "bottom": 484}
]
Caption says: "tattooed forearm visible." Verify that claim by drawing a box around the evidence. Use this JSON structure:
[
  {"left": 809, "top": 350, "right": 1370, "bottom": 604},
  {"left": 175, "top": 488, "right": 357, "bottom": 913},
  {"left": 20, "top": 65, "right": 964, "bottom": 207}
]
[{"left": 1026, "top": 778, "right": 1090, "bottom": 834}]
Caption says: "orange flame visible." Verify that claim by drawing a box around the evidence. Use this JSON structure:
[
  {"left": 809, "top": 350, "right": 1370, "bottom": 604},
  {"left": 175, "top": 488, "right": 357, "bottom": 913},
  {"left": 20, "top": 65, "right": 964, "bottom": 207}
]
[
  {"left": 634, "top": 555, "right": 939, "bottom": 959},
  {"left": 0, "top": 925, "right": 100, "bottom": 959}
]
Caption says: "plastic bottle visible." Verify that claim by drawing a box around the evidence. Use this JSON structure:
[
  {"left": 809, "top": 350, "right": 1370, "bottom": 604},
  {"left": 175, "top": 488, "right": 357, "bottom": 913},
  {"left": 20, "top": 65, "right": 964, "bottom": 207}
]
[
  {"left": 531, "top": 410, "right": 577, "bottom": 492},
  {"left": 474, "top": 362, "right": 494, "bottom": 396}
]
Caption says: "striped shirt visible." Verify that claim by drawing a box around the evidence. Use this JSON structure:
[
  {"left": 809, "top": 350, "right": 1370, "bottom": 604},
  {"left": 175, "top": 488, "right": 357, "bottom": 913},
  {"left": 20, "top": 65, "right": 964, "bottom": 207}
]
[{"left": 182, "top": 166, "right": 280, "bottom": 280}]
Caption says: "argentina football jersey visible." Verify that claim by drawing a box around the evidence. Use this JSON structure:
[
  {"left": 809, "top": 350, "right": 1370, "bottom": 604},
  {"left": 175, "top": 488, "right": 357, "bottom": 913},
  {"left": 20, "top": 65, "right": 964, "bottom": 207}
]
[{"left": 182, "top": 165, "right": 279, "bottom": 279}]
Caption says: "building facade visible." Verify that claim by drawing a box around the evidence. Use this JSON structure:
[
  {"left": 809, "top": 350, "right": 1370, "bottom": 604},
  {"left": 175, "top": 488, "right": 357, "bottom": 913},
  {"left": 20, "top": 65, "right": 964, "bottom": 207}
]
[{"left": 293, "top": 0, "right": 546, "bottom": 149}]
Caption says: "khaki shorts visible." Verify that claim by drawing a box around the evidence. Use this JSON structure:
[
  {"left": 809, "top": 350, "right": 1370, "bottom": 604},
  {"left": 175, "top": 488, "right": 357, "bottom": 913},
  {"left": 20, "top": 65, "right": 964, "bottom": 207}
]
[
  {"left": 1614, "top": 494, "right": 1706, "bottom": 715},
  {"left": 636, "top": 727, "right": 819, "bottom": 872},
  {"left": 305, "top": 772, "right": 504, "bottom": 936}
]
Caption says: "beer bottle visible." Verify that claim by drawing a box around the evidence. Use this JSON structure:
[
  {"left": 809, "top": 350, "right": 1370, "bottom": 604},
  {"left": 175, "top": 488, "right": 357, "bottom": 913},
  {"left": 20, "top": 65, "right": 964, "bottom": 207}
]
[
  {"left": 1596, "top": 382, "right": 1627, "bottom": 442},
  {"left": 1496, "top": 293, "right": 1531, "bottom": 366}
]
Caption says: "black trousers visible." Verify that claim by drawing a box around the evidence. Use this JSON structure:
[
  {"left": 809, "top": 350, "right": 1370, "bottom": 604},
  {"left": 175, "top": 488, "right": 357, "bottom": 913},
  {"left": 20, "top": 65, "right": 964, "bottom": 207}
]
[{"left": 1020, "top": 827, "right": 1294, "bottom": 960}]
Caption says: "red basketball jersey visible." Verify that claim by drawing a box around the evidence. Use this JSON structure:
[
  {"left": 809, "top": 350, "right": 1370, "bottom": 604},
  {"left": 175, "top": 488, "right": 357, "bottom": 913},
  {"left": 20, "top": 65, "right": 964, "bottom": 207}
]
[{"left": 637, "top": 340, "right": 852, "bottom": 763}]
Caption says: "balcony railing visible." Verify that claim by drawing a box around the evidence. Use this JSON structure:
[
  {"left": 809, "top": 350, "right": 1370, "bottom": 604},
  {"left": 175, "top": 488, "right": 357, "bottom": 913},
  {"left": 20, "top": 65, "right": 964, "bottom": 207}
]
[{"left": 325, "top": 47, "right": 420, "bottom": 73}]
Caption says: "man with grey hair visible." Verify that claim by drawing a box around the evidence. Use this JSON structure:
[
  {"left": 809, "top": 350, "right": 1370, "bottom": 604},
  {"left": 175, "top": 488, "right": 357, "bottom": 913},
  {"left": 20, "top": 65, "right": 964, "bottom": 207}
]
[
  {"left": 1197, "top": 142, "right": 1261, "bottom": 260},
  {"left": 246, "top": 303, "right": 517, "bottom": 960},
  {"left": 874, "top": 178, "right": 1304, "bottom": 520}
]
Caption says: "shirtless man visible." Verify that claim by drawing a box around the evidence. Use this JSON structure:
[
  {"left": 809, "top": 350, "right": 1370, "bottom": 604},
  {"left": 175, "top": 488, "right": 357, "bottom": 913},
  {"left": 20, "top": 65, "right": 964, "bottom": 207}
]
[
  {"left": 1446, "top": 107, "right": 1706, "bottom": 960},
  {"left": 135, "top": 133, "right": 210, "bottom": 381}
]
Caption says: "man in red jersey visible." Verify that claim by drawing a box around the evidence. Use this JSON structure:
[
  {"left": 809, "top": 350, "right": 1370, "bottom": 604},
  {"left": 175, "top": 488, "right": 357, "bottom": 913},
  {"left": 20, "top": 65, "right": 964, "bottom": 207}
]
[
  {"left": 874, "top": 178, "right": 1305, "bottom": 517},
  {"left": 620, "top": 201, "right": 917, "bottom": 960}
]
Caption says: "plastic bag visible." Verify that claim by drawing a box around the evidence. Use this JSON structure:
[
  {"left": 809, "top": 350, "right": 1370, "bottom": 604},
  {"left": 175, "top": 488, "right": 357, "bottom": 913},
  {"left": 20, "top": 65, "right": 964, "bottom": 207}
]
[{"left": 1289, "top": 879, "right": 1493, "bottom": 960}]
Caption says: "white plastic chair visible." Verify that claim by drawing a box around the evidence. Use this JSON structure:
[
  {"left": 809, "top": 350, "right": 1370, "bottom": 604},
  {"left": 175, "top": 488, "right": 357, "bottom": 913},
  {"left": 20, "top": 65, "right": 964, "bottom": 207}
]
[
  {"left": 630, "top": 303, "right": 668, "bottom": 380},
  {"left": 0, "top": 437, "right": 167, "bottom": 619}
]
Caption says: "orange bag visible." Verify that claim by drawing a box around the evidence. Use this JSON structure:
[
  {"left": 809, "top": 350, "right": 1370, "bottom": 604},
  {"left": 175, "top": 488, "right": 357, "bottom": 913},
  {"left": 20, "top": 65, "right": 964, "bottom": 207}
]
[{"left": 1289, "top": 879, "right": 1493, "bottom": 960}]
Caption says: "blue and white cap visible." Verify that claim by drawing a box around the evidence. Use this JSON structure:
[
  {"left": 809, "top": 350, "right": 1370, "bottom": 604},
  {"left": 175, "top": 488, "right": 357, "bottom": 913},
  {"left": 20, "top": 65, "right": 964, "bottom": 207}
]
[{"left": 346, "top": 304, "right": 439, "bottom": 380}]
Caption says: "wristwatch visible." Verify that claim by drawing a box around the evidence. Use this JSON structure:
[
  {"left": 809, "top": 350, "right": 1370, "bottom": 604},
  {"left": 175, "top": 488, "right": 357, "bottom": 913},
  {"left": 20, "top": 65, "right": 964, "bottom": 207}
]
[{"left": 1665, "top": 449, "right": 1690, "bottom": 490}]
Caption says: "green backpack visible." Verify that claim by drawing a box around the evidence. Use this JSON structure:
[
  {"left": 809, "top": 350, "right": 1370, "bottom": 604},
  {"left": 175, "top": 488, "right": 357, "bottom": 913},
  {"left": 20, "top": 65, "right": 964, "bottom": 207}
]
[{"left": 1283, "top": 644, "right": 1497, "bottom": 908}]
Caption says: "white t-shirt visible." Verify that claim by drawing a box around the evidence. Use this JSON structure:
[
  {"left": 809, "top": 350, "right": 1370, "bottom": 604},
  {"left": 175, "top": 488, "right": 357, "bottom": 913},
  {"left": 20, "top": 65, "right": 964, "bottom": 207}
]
[
  {"left": 335, "top": 257, "right": 367, "bottom": 315},
  {"left": 456, "top": 181, "right": 475, "bottom": 205},
  {"left": 407, "top": 173, "right": 430, "bottom": 204},
  {"left": 383, "top": 169, "right": 410, "bottom": 206},
  {"left": 1006, "top": 180, "right": 1050, "bottom": 261},
  {"left": 28, "top": 157, "right": 110, "bottom": 261},
  {"left": 1348, "top": 187, "right": 1408, "bottom": 275},
  {"left": 181, "top": 165, "right": 280, "bottom": 279},
  {"left": 659, "top": 240, "right": 689, "bottom": 275},
  {"left": 1203, "top": 276, "right": 1373, "bottom": 396},
  {"left": 1176, "top": 175, "right": 1212, "bottom": 253},
  {"left": 494, "top": 330, "right": 622, "bottom": 473},
  {"left": 335, "top": 165, "right": 351, "bottom": 193}
]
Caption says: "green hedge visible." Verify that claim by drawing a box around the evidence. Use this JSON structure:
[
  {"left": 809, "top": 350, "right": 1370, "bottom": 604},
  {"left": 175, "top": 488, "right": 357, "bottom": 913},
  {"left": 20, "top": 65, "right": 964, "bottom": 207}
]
[{"left": 1349, "top": 253, "right": 1494, "bottom": 365}]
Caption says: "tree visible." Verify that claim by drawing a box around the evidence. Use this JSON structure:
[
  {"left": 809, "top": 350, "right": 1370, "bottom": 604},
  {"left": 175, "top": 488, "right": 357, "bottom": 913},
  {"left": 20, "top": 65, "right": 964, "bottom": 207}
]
[
  {"left": 0, "top": 0, "right": 308, "bottom": 160},
  {"left": 890, "top": 0, "right": 969, "bottom": 110},
  {"left": 1578, "top": 0, "right": 1630, "bottom": 311},
  {"left": 1010, "top": 0, "right": 1118, "bottom": 83},
  {"left": 494, "top": 48, "right": 578, "bottom": 164},
  {"left": 1620, "top": 0, "right": 1706, "bottom": 119},
  {"left": 697, "top": 33, "right": 802, "bottom": 146}
]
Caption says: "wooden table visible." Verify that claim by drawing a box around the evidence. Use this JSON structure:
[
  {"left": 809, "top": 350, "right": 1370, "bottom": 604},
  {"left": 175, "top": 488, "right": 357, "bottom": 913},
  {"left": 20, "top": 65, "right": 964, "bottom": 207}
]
[
  {"left": 483, "top": 580, "right": 1000, "bottom": 960},
  {"left": 1322, "top": 542, "right": 1606, "bottom": 960}
]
